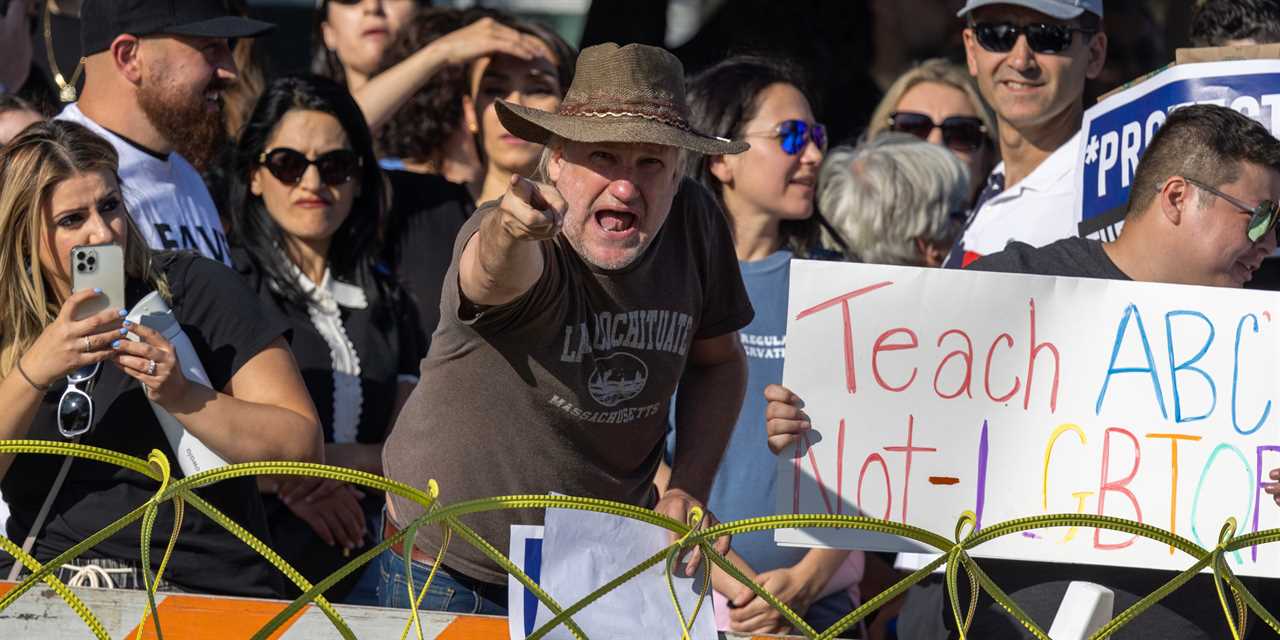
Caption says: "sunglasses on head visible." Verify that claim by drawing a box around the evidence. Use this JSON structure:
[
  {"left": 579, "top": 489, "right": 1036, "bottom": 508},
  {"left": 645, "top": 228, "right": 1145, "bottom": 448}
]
[
  {"left": 746, "top": 120, "right": 828, "bottom": 155},
  {"left": 1183, "top": 176, "right": 1280, "bottom": 243},
  {"left": 971, "top": 21, "right": 1097, "bottom": 55},
  {"left": 888, "top": 112, "right": 988, "bottom": 153},
  {"left": 58, "top": 362, "right": 100, "bottom": 438},
  {"left": 258, "top": 148, "right": 362, "bottom": 187}
]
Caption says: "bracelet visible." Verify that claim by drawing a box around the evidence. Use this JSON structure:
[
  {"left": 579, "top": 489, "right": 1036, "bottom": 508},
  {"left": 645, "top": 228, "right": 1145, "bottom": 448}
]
[{"left": 15, "top": 359, "right": 50, "bottom": 392}]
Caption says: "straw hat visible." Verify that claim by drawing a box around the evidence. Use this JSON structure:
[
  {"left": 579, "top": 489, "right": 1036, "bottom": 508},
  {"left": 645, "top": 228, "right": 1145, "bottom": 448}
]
[{"left": 495, "top": 42, "right": 749, "bottom": 156}]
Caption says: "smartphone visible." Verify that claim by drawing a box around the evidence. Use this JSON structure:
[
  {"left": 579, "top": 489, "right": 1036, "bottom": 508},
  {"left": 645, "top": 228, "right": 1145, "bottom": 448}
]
[{"left": 70, "top": 244, "right": 125, "bottom": 322}]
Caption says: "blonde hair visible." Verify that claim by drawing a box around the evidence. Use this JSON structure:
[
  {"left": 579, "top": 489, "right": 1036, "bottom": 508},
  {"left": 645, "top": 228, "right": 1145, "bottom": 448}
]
[
  {"left": 866, "top": 58, "right": 996, "bottom": 142},
  {"left": 535, "top": 135, "right": 563, "bottom": 183},
  {"left": 0, "top": 121, "right": 168, "bottom": 377}
]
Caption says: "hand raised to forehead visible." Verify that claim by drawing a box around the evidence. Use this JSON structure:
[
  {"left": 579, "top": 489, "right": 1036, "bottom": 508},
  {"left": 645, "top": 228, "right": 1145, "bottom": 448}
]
[
  {"left": 498, "top": 174, "right": 567, "bottom": 242},
  {"left": 431, "top": 17, "right": 551, "bottom": 68}
]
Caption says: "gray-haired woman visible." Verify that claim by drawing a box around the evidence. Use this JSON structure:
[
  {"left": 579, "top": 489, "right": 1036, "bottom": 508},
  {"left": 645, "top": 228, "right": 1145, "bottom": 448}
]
[{"left": 819, "top": 133, "right": 970, "bottom": 267}]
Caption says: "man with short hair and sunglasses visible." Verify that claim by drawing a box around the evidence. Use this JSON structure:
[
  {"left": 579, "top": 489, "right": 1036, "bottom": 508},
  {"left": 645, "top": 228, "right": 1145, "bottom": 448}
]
[
  {"left": 942, "top": 0, "right": 1107, "bottom": 268},
  {"left": 967, "top": 103, "right": 1280, "bottom": 640},
  {"left": 774, "top": 104, "right": 1280, "bottom": 638},
  {"left": 55, "top": 0, "right": 272, "bottom": 266}
]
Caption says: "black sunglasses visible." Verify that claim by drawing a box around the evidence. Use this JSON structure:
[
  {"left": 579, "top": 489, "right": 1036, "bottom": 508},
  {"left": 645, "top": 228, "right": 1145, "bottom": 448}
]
[
  {"left": 258, "top": 148, "right": 362, "bottom": 187},
  {"left": 744, "top": 119, "right": 828, "bottom": 156},
  {"left": 888, "top": 112, "right": 988, "bottom": 153},
  {"left": 1183, "top": 176, "right": 1280, "bottom": 243},
  {"left": 971, "top": 22, "right": 1096, "bottom": 54},
  {"left": 58, "top": 363, "right": 100, "bottom": 438}
]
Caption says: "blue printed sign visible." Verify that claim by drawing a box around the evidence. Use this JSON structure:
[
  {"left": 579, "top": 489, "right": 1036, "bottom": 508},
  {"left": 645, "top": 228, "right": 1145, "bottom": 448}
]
[{"left": 1077, "top": 60, "right": 1280, "bottom": 240}]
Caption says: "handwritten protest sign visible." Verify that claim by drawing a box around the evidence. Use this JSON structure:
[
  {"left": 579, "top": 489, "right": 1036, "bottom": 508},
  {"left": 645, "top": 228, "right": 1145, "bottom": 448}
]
[
  {"left": 1076, "top": 59, "right": 1280, "bottom": 241},
  {"left": 775, "top": 260, "right": 1280, "bottom": 578}
]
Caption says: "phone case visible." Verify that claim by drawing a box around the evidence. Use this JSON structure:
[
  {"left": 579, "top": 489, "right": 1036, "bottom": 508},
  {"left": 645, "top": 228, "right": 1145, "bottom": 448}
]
[{"left": 70, "top": 244, "right": 125, "bottom": 322}]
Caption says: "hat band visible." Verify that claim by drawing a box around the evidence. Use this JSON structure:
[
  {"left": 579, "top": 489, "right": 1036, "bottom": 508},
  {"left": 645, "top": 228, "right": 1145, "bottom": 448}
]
[{"left": 557, "top": 109, "right": 694, "bottom": 133}]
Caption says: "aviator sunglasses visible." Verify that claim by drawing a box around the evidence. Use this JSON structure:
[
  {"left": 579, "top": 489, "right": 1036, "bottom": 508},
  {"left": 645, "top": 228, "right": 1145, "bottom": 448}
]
[
  {"left": 258, "top": 148, "right": 362, "bottom": 186},
  {"left": 971, "top": 22, "right": 1097, "bottom": 54},
  {"left": 1183, "top": 176, "right": 1280, "bottom": 243},
  {"left": 57, "top": 362, "right": 100, "bottom": 438},
  {"left": 888, "top": 112, "right": 988, "bottom": 153},
  {"left": 745, "top": 120, "right": 828, "bottom": 155}
]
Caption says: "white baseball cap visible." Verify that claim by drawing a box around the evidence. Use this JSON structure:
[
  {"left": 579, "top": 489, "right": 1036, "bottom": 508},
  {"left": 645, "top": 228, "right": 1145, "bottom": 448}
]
[{"left": 957, "top": 0, "right": 1103, "bottom": 20}]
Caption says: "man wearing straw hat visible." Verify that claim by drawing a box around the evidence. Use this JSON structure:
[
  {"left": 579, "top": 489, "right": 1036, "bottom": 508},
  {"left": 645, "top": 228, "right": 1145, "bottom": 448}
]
[{"left": 379, "top": 42, "right": 755, "bottom": 614}]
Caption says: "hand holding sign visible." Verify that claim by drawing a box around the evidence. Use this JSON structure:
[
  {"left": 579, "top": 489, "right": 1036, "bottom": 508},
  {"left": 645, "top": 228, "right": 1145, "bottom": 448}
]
[
  {"left": 499, "top": 174, "right": 566, "bottom": 242},
  {"left": 764, "top": 384, "right": 811, "bottom": 454}
]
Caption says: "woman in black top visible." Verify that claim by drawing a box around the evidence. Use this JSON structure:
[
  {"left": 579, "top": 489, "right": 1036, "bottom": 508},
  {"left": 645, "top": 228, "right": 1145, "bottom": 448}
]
[
  {"left": 0, "top": 120, "right": 322, "bottom": 597},
  {"left": 228, "top": 75, "right": 425, "bottom": 604}
]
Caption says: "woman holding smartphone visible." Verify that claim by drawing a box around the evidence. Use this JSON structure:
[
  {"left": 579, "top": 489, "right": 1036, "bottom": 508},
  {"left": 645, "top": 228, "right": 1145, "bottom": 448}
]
[
  {"left": 0, "top": 120, "right": 322, "bottom": 596},
  {"left": 228, "top": 75, "right": 425, "bottom": 604}
]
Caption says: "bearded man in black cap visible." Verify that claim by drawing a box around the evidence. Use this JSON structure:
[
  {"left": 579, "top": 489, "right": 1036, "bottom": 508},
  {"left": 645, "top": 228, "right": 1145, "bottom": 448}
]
[
  {"left": 379, "top": 42, "right": 754, "bottom": 614},
  {"left": 56, "top": 0, "right": 272, "bottom": 266}
]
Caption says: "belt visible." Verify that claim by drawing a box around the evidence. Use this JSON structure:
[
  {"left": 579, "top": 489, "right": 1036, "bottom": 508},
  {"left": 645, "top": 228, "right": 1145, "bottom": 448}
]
[
  {"left": 382, "top": 516, "right": 507, "bottom": 601},
  {"left": 383, "top": 514, "right": 438, "bottom": 565}
]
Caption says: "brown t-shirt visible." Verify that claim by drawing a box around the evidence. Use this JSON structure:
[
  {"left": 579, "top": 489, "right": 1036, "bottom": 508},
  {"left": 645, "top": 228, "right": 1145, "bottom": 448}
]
[{"left": 383, "top": 177, "right": 754, "bottom": 584}]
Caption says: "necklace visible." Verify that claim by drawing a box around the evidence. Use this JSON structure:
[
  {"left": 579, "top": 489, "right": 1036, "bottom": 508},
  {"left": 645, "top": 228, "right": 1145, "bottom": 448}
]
[{"left": 44, "top": 2, "right": 83, "bottom": 102}]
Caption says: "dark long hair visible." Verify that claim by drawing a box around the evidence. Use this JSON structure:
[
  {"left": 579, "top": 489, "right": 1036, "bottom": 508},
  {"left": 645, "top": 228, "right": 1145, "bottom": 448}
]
[
  {"left": 684, "top": 56, "right": 840, "bottom": 258},
  {"left": 311, "top": 0, "right": 345, "bottom": 84},
  {"left": 229, "top": 75, "right": 389, "bottom": 309},
  {"left": 375, "top": 7, "right": 469, "bottom": 162}
]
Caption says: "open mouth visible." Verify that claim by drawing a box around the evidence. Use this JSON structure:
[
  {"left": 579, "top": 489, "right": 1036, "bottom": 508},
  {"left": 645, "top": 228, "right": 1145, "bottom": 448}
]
[{"left": 595, "top": 210, "right": 638, "bottom": 234}]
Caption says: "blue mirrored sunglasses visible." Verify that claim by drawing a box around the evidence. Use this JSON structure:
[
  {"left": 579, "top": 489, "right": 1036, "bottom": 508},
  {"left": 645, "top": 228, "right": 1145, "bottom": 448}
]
[
  {"left": 777, "top": 120, "right": 827, "bottom": 155},
  {"left": 746, "top": 120, "right": 828, "bottom": 155}
]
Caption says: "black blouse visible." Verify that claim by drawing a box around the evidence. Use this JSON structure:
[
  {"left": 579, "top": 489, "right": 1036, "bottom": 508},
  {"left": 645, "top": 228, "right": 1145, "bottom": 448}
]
[
  {"left": 232, "top": 248, "right": 425, "bottom": 444},
  {"left": 1, "top": 253, "right": 290, "bottom": 598},
  {"left": 382, "top": 170, "right": 472, "bottom": 348},
  {"left": 232, "top": 247, "right": 424, "bottom": 599}
]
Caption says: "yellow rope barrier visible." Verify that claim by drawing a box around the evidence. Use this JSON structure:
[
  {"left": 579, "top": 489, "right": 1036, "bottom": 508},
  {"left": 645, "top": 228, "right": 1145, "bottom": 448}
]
[{"left": 0, "top": 440, "right": 1276, "bottom": 639}]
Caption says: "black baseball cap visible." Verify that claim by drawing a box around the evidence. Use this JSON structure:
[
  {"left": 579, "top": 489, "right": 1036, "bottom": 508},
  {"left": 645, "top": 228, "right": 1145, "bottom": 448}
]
[{"left": 81, "top": 0, "right": 275, "bottom": 55}]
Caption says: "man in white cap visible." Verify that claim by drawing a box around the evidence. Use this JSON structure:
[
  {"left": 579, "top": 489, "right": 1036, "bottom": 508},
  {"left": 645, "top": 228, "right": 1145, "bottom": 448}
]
[
  {"left": 944, "top": 0, "right": 1108, "bottom": 267},
  {"left": 378, "top": 42, "right": 753, "bottom": 614}
]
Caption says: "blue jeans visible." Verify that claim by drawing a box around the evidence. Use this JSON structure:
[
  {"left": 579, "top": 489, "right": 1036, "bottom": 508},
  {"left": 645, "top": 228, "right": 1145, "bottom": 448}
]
[
  {"left": 341, "top": 509, "right": 386, "bottom": 606},
  {"left": 375, "top": 546, "right": 508, "bottom": 615}
]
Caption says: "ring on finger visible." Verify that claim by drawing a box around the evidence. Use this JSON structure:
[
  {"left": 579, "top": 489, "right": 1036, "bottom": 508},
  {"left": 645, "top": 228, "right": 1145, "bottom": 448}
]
[
  {"left": 83, "top": 336, "right": 92, "bottom": 352},
  {"left": 146, "top": 359, "right": 157, "bottom": 376}
]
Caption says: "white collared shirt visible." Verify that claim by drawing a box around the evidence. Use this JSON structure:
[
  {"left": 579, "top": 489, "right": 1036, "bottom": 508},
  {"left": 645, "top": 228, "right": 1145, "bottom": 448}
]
[
  {"left": 287, "top": 265, "right": 369, "bottom": 445},
  {"left": 946, "top": 130, "right": 1083, "bottom": 268}
]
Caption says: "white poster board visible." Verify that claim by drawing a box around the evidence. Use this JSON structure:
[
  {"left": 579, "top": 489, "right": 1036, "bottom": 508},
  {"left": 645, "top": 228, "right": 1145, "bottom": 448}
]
[{"left": 775, "top": 261, "right": 1280, "bottom": 578}]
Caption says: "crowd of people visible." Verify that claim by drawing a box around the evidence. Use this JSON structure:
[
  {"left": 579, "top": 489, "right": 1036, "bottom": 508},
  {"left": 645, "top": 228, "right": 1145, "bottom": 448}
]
[{"left": 1, "top": 0, "right": 1280, "bottom": 638}]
